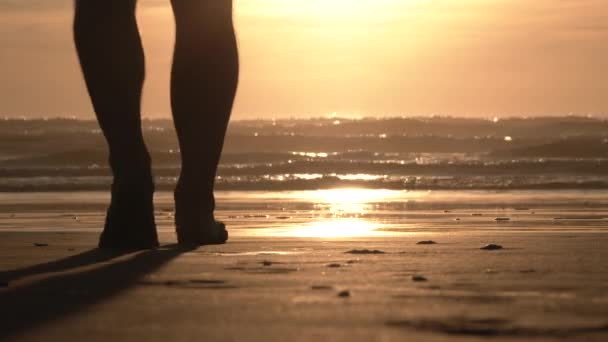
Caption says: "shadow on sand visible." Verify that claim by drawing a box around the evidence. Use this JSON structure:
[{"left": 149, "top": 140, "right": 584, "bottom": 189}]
[{"left": 0, "top": 245, "right": 192, "bottom": 340}]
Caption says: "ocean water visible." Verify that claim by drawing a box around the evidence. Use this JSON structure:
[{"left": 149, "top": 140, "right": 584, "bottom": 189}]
[{"left": 0, "top": 117, "right": 607, "bottom": 191}]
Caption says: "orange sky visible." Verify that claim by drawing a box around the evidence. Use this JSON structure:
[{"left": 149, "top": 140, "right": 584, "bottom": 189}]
[{"left": 0, "top": 0, "right": 607, "bottom": 118}]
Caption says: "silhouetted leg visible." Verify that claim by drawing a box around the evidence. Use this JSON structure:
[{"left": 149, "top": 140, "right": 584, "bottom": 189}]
[
  {"left": 170, "top": 0, "right": 239, "bottom": 245},
  {"left": 74, "top": 0, "right": 158, "bottom": 249}
]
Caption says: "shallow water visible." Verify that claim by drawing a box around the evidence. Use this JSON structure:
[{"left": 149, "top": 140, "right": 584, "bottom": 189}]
[{"left": 0, "top": 190, "right": 606, "bottom": 237}]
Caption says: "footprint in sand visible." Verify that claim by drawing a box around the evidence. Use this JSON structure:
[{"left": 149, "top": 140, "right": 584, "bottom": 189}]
[
  {"left": 345, "top": 249, "right": 385, "bottom": 255},
  {"left": 386, "top": 317, "right": 608, "bottom": 337},
  {"left": 311, "top": 285, "right": 334, "bottom": 290},
  {"left": 139, "top": 279, "right": 238, "bottom": 290}
]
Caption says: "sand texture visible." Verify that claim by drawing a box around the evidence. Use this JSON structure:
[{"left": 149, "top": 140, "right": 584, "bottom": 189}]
[{"left": 1, "top": 231, "right": 607, "bottom": 342}]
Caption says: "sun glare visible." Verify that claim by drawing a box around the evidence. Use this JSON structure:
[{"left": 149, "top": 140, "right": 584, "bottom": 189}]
[
  {"left": 288, "top": 219, "right": 382, "bottom": 238},
  {"left": 285, "top": 189, "right": 399, "bottom": 238}
]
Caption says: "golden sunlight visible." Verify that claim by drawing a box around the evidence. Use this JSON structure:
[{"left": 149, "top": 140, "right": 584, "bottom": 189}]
[
  {"left": 288, "top": 219, "right": 381, "bottom": 238},
  {"left": 285, "top": 189, "right": 400, "bottom": 238}
]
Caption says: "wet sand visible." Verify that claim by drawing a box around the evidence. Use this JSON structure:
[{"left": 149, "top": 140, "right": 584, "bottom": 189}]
[{"left": 1, "top": 191, "right": 607, "bottom": 341}]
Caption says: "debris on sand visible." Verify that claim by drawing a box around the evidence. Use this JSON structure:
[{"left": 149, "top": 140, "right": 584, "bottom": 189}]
[
  {"left": 471, "top": 213, "right": 483, "bottom": 217},
  {"left": 346, "top": 259, "right": 360, "bottom": 264},
  {"left": 33, "top": 243, "right": 48, "bottom": 247},
  {"left": 416, "top": 240, "right": 437, "bottom": 245},
  {"left": 345, "top": 249, "right": 385, "bottom": 255},
  {"left": 495, "top": 217, "right": 510, "bottom": 221},
  {"left": 261, "top": 260, "right": 273, "bottom": 266},
  {"left": 67, "top": 248, "right": 75, "bottom": 252},
  {"left": 480, "top": 244, "right": 503, "bottom": 250},
  {"left": 327, "top": 263, "right": 342, "bottom": 268},
  {"left": 338, "top": 290, "right": 351, "bottom": 298},
  {"left": 311, "top": 285, "right": 334, "bottom": 290},
  {"left": 412, "top": 275, "right": 428, "bottom": 282}
]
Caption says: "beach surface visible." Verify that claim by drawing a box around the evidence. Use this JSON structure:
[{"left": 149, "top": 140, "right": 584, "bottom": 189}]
[{"left": 1, "top": 190, "right": 607, "bottom": 341}]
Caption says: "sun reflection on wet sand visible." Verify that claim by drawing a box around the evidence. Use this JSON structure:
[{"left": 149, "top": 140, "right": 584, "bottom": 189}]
[
  {"left": 283, "top": 188, "right": 400, "bottom": 238},
  {"left": 307, "top": 188, "right": 401, "bottom": 216},
  {"left": 287, "top": 219, "right": 386, "bottom": 238}
]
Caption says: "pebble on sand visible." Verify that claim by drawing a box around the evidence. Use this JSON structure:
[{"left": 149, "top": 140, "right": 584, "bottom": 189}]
[
  {"left": 327, "top": 263, "right": 342, "bottom": 268},
  {"left": 261, "top": 260, "right": 273, "bottom": 266},
  {"left": 480, "top": 244, "right": 503, "bottom": 250},
  {"left": 338, "top": 290, "right": 351, "bottom": 298},
  {"left": 495, "top": 217, "right": 510, "bottom": 221},
  {"left": 33, "top": 243, "right": 49, "bottom": 247},
  {"left": 412, "top": 275, "right": 428, "bottom": 282},
  {"left": 416, "top": 240, "right": 437, "bottom": 245},
  {"left": 345, "top": 249, "right": 385, "bottom": 254}
]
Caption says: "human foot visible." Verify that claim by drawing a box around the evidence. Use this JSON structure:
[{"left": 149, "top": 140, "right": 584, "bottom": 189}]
[
  {"left": 174, "top": 188, "right": 228, "bottom": 246},
  {"left": 98, "top": 181, "right": 159, "bottom": 251},
  {"left": 175, "top": 217, "right": 228, "bottom": 246}
]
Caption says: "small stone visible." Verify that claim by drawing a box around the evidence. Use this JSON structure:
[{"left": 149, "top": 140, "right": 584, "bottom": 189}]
[
  {"left": 346, "top": 259, "right": 360, "bottom": 264},
  {"left": 471, "top": 213, "right": 483, "bottom": 216},
  {"left": 416, "top": 240, "right": 437, "bottom": 245},
  {"left": 67, "top": 248, "right": 75, "bottom": 252},
  {"left": 480, "top": 244, "right": 503, "bottom": 250},
  {"left": 495, "top": 217, "right": 510, "bottom": 221},
  {"left": 261, "top": 260, "right": 273, "bottom": 266},
  {"left": 33, "top": 243, "right": 48, "bottom": 247},
  {"left": 412, "top": 275, "right": 428, "bottom": 282},
  {"left": 327, "top": 263, "right": 341, "bottom": 268},
  {"left": 338, "top": 290, "right": 351, "bottom": 297}
]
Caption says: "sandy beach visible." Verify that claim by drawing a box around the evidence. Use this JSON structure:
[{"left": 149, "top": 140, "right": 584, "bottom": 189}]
[{"left": 1, "top": 190, "right": 607, "bottom": 341}]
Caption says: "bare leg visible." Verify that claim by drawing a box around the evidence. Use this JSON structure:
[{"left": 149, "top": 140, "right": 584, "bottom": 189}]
[
  {"left": 74, "top": 0, "right": 158, "bottom": 249},
  {"left": 170, "top": 0, "right": 239, "bottom": 244}
]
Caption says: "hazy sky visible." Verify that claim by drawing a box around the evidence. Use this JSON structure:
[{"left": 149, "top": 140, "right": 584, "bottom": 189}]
[{"left": 1, "top": 0, "right": 607, "bottom": 119}]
